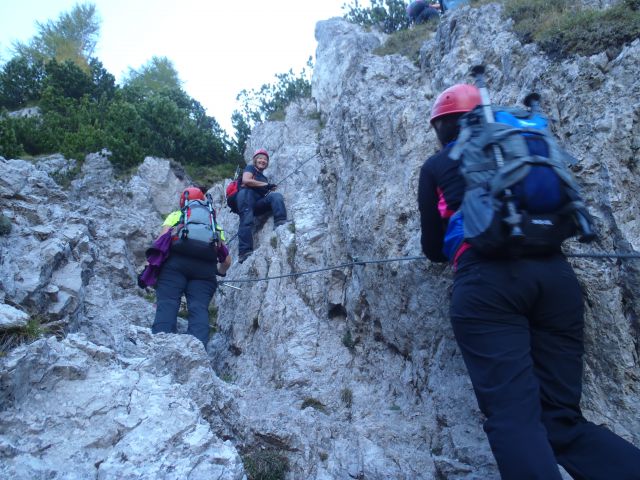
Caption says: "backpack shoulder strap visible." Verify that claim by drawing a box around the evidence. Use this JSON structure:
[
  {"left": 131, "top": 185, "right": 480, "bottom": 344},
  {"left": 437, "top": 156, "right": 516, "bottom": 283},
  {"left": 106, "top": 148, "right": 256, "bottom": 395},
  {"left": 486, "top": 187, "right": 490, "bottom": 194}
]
[{"left": 163, "top": 210, "right": 182, "bottom": 228}]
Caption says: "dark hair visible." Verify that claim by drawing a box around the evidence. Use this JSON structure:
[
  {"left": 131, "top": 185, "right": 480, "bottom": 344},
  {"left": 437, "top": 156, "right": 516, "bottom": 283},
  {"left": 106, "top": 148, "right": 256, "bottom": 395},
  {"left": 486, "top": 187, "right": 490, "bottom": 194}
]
[{"left": 433, "top": 113, "right": 464, "bottom": 146}]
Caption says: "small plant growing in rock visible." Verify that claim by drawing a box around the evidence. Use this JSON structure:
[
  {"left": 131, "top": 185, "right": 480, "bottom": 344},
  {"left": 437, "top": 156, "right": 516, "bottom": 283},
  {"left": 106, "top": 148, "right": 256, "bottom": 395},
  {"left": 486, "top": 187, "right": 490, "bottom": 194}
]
[
  {"left": 319, "top": 451, "right": 329, "bottom": 461},
  {"left": 0, "top": 214, "right": 12, "bottom": 236},
  {"left": 242, "top": 448, "right": 289, "bottom": 480},
  {"left": 270, "top": 235, "right": 277, "bottom": 248},
  {"left": 23, "top": 316, "right": 49, "bottom": 340},
  {"left": 340, "top": 388, "right": 353, "bottom": 408},
  {"left": 301, "top": 397, "right": 328, "bottom": 414},
  {"left": 374, "top": 22, "right": 437, "bottom": 63},
  {"left": 177, "top": 298, "right": 188, "bottom": 318},
  {"left": 342, "top": 329, "right": 356, "bottom": 351},
  {"left": 208, "top": 303, "right": 218, "bottom": 322},
  {"left": 501, "top": 0, "right": 640, "bottom": 58},
  {"left": 51, "top": 165, "right": 81, "bottom": 189},
  {"left": 286, "top": 242, "right": 297, "bottom": 265},
  {"left": 142, "top": 290, "right": 156, "bottom": 303},
  {"left": 287, "top": 222, "right": 296, "bottom": 234},
  {"left": 0, "top": 315, "right": 49, "bottom": 356}
]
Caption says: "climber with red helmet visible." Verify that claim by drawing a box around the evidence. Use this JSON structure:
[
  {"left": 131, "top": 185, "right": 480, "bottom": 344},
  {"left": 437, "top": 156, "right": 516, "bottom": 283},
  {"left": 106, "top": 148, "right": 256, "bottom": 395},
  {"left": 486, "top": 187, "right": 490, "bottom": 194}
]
[
  {"left": 417, "top": 85, "right": 640, "bottom": 479},
  {"left": 151, "top": 185, "right": 231, "bottom": 347},
  {"left": 236, "top": 148, "right": 287, "bottom": 263}
]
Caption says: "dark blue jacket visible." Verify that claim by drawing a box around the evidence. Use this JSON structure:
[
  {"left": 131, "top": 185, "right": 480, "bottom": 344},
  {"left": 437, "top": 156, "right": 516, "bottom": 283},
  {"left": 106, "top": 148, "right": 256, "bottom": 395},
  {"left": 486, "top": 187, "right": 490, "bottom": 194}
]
[{"left": 242, "top": 165, "right": 270, "bottom": 196}]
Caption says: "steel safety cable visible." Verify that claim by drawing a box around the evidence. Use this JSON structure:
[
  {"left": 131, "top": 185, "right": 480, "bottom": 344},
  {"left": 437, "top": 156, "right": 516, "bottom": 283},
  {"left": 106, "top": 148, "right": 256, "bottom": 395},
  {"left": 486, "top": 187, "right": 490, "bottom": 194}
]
[{"left": 219, "top": 251, "right": 640, "bottom": 286}]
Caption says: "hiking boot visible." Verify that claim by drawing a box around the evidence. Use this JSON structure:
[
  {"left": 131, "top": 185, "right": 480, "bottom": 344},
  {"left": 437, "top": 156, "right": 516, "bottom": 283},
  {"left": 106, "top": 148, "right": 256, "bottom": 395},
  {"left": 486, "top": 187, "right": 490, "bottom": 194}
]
[{"left": 238, "top": 251, "right": 252, "bottom": 264}]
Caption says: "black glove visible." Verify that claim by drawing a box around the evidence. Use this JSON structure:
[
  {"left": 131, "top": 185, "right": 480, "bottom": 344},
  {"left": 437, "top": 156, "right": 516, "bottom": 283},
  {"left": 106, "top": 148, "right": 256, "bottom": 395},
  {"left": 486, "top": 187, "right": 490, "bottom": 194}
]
[{"left": 266, "top": 183, "right": 277, "bottom": 190}]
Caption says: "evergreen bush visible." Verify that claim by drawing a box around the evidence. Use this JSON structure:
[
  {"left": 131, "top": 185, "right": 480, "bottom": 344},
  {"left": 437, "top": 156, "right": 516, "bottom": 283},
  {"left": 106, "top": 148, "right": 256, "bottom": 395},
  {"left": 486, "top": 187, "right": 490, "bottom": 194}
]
[{"left": 343, "top": 0, "right": 411, "bottom": 33}]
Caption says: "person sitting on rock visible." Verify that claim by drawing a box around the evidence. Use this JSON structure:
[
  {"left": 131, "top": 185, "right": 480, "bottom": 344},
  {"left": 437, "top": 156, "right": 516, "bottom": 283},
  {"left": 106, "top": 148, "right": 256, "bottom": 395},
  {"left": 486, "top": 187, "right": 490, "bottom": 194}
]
[
  {"left": 236, "top": 149, "right": 287, "bottom": 264},
  {"left": 406, "top": 0, "right": 440, "bottom": 24},
  {"left": 151, "top": 186, "right": 231, "bottom": 347}
]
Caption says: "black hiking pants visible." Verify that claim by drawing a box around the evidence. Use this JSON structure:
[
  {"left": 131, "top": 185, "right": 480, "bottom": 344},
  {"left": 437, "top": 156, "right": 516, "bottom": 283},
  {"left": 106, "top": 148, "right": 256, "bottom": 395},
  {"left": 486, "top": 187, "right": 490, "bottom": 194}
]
[
  {"left": 237, "top": 188, "right": 287, "bottom": 256},
  {"left": 152, "top": 253, "right": 217, "bottom": 346},
  {"left": 451, "top": 250, "right": 640, "bottom": 479}
]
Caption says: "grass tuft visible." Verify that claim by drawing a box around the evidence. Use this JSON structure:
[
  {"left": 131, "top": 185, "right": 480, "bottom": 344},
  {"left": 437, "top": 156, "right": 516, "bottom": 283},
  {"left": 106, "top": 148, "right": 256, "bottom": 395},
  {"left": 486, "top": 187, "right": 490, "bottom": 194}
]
[
  {"left": 301, "top": 397, "right": 328, "bottom": 413},
  {"left": 374, "top": 22, "right": 437, "bottom": 63},
  {"left": 0, "top": 214, "right": 12, "bottom": 235},
  {"left": 242, "top": 449, "right": 289, "bottom": 480},
  {"left": 340, "top": 388, "right": 353, "bottom": 408},
  {"left": 501, "top": 0, "right": 640, "bottom": 58}
]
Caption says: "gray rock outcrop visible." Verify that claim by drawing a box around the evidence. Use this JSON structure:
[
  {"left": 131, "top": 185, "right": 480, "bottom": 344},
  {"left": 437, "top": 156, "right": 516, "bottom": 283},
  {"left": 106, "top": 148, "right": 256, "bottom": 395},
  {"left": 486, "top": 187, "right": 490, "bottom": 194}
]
[{"left": 1, "top": 3, "right": 639, "bottom": 480}]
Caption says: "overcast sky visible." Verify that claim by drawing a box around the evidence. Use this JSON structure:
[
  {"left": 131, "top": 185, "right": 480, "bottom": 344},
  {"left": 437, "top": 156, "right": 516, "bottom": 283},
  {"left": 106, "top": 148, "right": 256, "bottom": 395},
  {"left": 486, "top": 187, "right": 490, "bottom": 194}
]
[{"left": 0, "top": 0, "right": 348, "bottom": 134}]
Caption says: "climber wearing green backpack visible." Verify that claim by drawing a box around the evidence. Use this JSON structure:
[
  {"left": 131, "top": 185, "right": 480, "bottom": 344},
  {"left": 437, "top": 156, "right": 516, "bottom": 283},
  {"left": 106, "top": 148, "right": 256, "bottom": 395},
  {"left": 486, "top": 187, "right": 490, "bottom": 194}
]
[{"left": 417, "top": 79, "right": 640, "bottom": 479}]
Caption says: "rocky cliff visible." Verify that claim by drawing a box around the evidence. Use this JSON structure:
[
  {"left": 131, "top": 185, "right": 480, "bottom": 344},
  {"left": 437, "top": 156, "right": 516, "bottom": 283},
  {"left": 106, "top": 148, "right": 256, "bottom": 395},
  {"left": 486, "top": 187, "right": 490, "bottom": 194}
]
[{"left": 1, "top": 3, "right": 639, "bottom": 479}]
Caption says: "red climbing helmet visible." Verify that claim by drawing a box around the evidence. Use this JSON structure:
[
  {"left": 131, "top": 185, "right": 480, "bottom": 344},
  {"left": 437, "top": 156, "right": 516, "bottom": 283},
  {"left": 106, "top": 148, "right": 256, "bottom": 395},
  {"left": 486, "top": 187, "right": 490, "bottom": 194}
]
[
  {"left": 430, "top": 84, "right": 481, "bottom": 125},
  {"left": 252, "top": 148, "right": 269, "bottom": 161},
  {"left": 179, "top": 186, "right": 205, "bottom": 208}
]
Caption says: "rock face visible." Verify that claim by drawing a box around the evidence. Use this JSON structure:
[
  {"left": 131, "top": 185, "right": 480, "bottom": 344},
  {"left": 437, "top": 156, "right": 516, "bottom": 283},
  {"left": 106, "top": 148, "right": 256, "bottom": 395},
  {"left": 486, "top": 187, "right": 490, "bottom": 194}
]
[{"left": 1, "top": 4, "right": 639, "bottom": 480}]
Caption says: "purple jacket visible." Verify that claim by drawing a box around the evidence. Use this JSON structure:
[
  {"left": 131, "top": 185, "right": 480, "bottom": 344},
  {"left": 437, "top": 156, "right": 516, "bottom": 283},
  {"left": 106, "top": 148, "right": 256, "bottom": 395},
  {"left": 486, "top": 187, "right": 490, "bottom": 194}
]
[
  {"left": 137, "top": 230, "right": 173, "bottom": 288},
  {"left": 137, "top": 230, "right": 230, "bottom": 288}
]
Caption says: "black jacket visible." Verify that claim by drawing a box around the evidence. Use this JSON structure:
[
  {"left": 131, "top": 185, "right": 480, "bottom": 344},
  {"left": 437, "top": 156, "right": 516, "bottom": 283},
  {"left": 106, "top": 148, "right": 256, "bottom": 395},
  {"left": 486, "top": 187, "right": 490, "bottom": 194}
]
[{"left": 417, "top": 145, "right": 465, "bottom": 262}]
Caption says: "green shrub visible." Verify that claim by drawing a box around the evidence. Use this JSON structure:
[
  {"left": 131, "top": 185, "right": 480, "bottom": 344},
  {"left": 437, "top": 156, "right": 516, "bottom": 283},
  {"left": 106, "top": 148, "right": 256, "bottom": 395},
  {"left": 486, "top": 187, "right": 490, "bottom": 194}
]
[
  {"left": 242, "top": 449, "right": 289, "bottom": 480},
  {"left": 503, "top": 0, "right": 570, "bottom": 43},
  {"left": 502, "top": 0, "right": 640, "bottom": 58},
  {"left": 537, "top": 4, "right": 640, "bottom": 58},
  {"left": 301, "top": 397, "right": 328, "bottom": 413},
  {"left": 340, "top": 388, "right": 353, "bottom": 408},
  {"left": 142, "top": 290, "right": 156, "bottom": 303},
  {"left": 208, "top": 304, "right": 218, "bottom": 333},
  {"left": 286, "top": 242, "right": 297, "bottom": 266},
  {"left": 0, "top": 4, "right": 240, "bottom": 173},
  {"left": 0, "top": 56, "right": 234, "bottom": 174},
  {"left": 0, "top": 214, "right": 12, "bottom": 235},
  {"left": 625, "top": 0, "right": 640, "bottom": 11},
  {"left": 0, "top": 315, "right": 50, "bottom": 356},
  {"left": 183, "top": 162, "right": 237, "bottom": 187},
  {"left": 374, "top": 22, "right": 437, "bottom": 62},
  {"left": 233, "top": 59, "right": 313, "bottom": 145},
  {"left": 342, "top": 329, "right": 356, "bottom": 350},
  {"left": 343, "top": 0, "right": 411, "bottom": 33},
  {"left": 0, "top": 56, "right": 45, "bottom": 108},
  {"left": 0, "top": 117, "right": 24, "bottom": 159},
  {"left": 50, "top": 164, "right": 81, "bottom": 189}
]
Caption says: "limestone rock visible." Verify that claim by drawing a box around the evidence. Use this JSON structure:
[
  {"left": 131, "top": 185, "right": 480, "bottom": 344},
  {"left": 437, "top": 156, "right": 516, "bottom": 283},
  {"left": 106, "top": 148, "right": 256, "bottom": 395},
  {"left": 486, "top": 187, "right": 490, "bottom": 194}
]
[
  {"left": 0, "top": 4, "right": 639, "bottom": 480},
  {"left": 0, "top": 304, "right": 29, "bottom": 331}
]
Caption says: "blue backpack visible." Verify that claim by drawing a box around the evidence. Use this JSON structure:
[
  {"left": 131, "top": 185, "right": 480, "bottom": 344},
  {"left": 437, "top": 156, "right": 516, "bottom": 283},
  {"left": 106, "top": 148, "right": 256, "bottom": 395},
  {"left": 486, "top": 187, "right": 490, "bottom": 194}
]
[{"left": 448, "top": 104, "right": 595, "bottom": 256}]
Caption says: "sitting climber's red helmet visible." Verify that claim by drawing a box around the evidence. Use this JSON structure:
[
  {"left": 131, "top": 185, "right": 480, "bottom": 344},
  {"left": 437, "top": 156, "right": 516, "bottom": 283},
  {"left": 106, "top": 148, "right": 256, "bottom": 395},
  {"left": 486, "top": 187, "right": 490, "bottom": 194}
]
[
  {"left": 430, "top": 84, "right": 481, "bottom": 125},
  {"left": 180, "top": 186, "right": 205, "bottom": 208},
  {"left": 252, "top": 148, "right": 269, "bottom": 161}
]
